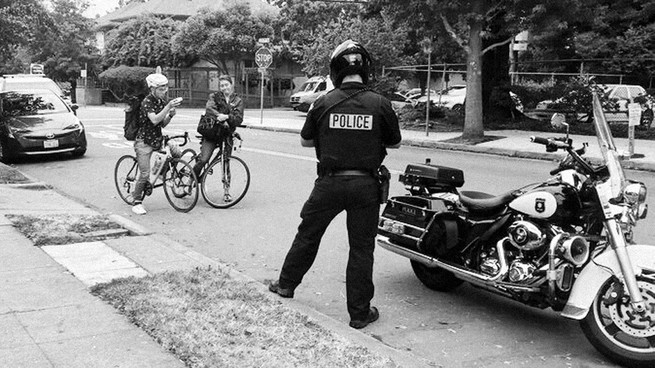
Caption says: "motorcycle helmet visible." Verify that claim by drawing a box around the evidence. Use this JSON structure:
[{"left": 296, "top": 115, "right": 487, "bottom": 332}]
[{"left": 329, "top": 40, "right": 371, "bottom": 88}]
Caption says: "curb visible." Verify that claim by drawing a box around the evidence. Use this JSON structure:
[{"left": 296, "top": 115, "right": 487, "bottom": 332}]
[{"left": 107, "top": 214, "right": 153, "bottom": 236}]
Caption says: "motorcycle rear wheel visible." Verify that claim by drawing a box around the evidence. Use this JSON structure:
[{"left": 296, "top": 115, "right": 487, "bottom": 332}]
[
  {"left": 580, "top": 276, "right": 655, "bottom": 368},
  {"left": 410, "top": 260, "right": 463, "bottom": 291}
]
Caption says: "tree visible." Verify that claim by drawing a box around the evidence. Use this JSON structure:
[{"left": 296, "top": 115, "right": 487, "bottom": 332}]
[
  {"left": 372, "top": 0, "right": 589, "bottom": 140},
  {"left": 0, "top": 0, "right": 54, "bottom": 73},
  {"left": 571, "top": 0, "right": 655, "bottom": 84},
  {"left": 102, "top": 15, "right": 190, "bottom": 68},
  {"left": 173, "top": 4, "right": 275, "bottom": 76},
  {"left": 27, "top": 0, "right": 99, "bottom": 97}
]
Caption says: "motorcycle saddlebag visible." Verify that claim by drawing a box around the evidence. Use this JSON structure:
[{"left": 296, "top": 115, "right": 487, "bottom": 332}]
[
  {"left": 399, "top": 163, "right": 464, "bottom": 192},
  {"left": 378, "top": 195, "right": 457, "bottom": 251}
]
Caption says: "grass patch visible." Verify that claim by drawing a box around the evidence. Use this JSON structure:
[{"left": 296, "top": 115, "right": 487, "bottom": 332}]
[
  {"left": 91, "top": 267, "right": 398, "bottom": 368},
  {"left": 8, "top": 214, "right": 125, "bottom": 246}
]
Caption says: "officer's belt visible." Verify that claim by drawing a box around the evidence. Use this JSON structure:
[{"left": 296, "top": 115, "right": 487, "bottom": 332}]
[{"left": 328, "top": 169, "right": 371, "bottom": 177}]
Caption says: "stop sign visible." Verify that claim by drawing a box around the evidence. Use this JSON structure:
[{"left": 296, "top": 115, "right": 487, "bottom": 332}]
[{"left": 255, "top": 47, "right": 273, "bottom": 68}]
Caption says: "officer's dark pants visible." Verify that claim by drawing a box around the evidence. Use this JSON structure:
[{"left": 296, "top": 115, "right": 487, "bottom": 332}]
[{"left": 278, "top": 174, "right": 379, "bottom": 321}]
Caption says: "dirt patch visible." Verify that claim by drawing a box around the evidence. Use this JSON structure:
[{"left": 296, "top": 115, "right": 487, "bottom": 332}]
[
  {"left": 8, "top": 214, "right": 127, "bottom": 246},
  {"left": 0, "top": 165, "right": 31, "bottom": 184},
  {"left": 439, "top": 134, "right": 505, "bottom": 145}
]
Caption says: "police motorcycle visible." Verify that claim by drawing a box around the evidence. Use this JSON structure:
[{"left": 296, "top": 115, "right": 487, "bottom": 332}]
[{"left": 376, "top": 94, "right": 654, "bottom": 367}]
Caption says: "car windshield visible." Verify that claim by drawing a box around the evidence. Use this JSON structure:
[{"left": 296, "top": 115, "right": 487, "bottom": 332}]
[
  {"left": 301, "top": 81, "right": 320, "bottom": 92},
  {"left": 0, "top": 90, "right": 69, "bottom": 117}
]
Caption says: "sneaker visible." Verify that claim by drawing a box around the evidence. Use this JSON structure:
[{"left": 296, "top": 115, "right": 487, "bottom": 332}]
[
  {"left": 223, "top": 193, "right": 232, "bottom": 203},
  {"left": 268, "top": 280, "right": 294, "bottom": 298},
  {"left": 349, "top": 307, "right": 379, "bottom": 329},
  {"left": 132, "top": 203, "right": 147, "bottom": 215}
]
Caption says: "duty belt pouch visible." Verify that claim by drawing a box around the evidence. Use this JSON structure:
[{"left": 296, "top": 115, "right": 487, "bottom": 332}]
[{"left": 377, "top": 165, "right": 391, "bottom": 204}]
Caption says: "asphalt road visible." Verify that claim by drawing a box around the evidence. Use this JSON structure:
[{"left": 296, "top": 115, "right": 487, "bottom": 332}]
[{"left": 12, "top": 105, "right": 655, "bottom": 368}]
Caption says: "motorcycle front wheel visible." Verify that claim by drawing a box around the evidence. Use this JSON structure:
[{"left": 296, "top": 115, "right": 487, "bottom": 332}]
[
  {"left": 580, "top": 276, "right": 655, "bottom": 367},
  {"left": 410, "top": 260, "right": 463, "bottom": 292}
]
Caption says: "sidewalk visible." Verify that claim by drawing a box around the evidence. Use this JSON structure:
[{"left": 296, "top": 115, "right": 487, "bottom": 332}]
[{"left": 1, "top": 121, "right": 654, "bottom": 367}]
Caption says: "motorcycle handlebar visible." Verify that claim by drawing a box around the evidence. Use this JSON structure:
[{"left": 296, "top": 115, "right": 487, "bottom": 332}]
[
  {"left": 530, "top": 136, "right": 570, "bottom": 149},
  {"left": 530, "top": 136, "right": 550, "bottom": 145}
]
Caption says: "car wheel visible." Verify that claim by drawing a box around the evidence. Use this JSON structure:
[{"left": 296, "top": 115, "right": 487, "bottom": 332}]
[{"left": 0, "top": 139, "right": 13, "bottom": 164}]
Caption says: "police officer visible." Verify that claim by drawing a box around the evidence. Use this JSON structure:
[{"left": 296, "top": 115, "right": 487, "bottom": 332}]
[{"left": 269, "top": 40, "right": 402, "bottom": 329}]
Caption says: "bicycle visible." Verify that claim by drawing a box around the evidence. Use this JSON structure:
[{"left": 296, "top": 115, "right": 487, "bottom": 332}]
[
  {"left": 115, "top": 132, "right": 199, "bottom": 213},
  {"left": 182, "top": 131, "right": 250, "bottom": 209}
]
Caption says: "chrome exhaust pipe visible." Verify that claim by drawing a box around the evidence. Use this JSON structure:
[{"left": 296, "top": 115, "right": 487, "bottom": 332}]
[{"left": 377, "top": 236, "right": 537, "bottom": 291}]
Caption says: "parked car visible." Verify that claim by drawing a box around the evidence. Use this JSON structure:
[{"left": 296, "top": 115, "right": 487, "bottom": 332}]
[
  {"left": 418, "top": 84, "right": 467, "bottom": 112},
  {"left": 393, "top": 88, "right": 438, "bottom": 107},
  {"left": 414, "top": 85, "right": 523, "bottom": 114},
  {"left": 533, "top": 84, "right": 653, "bottom": 124},
  {"left": 0, "top": 74, "right": 72, "bottom": 105},
  {"left": 290, "top": 76, "right": 334, "bottom": 112},
  {"left": 0, "top": 89, "right": 86, "bottom": 162}
]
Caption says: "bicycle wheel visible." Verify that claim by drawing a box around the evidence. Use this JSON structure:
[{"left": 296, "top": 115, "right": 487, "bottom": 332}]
[
  {"left": 163, "top": 158, "right": 199, "bottom": 212},
  {"left": 201, "top": 155, "right": 250, "bottom": 208},
  {"left": 114, "top": 155, "right": 139, "bottom": 205}
]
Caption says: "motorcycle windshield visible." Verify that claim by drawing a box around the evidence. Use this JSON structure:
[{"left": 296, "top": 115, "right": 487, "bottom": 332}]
[{"left": 592, "top": 93, "right": 626, "bottom": 199}]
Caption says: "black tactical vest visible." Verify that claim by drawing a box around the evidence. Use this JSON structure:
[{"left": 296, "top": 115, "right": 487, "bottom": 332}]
[{"left": 313, "top": 86, "right": 386, "bottom": 171}]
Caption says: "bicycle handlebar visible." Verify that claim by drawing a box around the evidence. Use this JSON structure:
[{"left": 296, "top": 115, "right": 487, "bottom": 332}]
[{"left": 164, "top": 132, "right": 190, "bottom": 147}]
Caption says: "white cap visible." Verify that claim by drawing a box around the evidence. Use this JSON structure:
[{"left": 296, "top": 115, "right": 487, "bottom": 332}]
[{"left": 146, "top": 73, "right": 168, "bottom": 88}]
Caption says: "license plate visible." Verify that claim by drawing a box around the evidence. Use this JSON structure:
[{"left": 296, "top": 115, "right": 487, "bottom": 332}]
[{"left": 44, "top": 139, "right": 59, "bottom": 148}]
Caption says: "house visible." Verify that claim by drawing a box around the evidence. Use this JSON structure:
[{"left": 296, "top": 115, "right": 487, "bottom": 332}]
[{"left": 93, "top": 0, "right": 301, "bottom": 107}]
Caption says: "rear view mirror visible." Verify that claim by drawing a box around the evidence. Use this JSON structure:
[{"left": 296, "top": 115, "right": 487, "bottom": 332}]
[
  {"left": 550, "top": 113, "right": 568, "bottom": 130},
  {"left": 551, "top": 112, "right": 570, "bottom": 140}
]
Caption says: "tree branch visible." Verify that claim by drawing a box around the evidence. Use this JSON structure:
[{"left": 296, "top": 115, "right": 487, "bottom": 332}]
[
  {"left": 481, "top": 36, "right": 513, "bottom": 55},
  {"left": 440, "top": 14, "right": 469, "bottom": 53}
]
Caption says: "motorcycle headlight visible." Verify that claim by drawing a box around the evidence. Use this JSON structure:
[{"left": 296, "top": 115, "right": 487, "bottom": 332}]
[{"left": 624, "top": 182, "right": 647, "bottom": 205}]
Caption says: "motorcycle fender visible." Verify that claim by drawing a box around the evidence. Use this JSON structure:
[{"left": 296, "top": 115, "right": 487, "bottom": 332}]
[{"left": 561, "top": 244, "right": 655, "bottom": 320}]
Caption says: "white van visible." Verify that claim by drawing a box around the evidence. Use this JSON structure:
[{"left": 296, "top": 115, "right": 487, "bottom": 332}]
[{"left": 290, "top": 76, "right": 334, "bottom": 112}]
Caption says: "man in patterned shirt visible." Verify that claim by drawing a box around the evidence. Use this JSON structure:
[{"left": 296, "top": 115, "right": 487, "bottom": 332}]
[{"left": 130, "top": 73, "right": 182, "bottom": 215}]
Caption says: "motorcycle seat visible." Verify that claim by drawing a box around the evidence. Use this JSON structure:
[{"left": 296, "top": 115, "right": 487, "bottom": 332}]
[{"left": 459, "top": 190, "right": 516, "bottom": 214}]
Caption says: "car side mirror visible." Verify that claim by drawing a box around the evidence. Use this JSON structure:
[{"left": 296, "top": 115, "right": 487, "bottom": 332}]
[{"left": 71, "top": 104, "right": 79, "bottom": 115}]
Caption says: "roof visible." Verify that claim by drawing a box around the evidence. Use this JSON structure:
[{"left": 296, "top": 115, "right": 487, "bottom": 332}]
[{"left": 95, "top": 0, "right": 279, "bottom": 29}]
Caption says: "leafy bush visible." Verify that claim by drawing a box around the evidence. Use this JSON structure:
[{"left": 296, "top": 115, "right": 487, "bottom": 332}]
[
  {"left": 98, "top": 65, "right": 156, "bottom": 101},
  {"left": 511, "top": 79, "right": 559, "bottom": 109}
]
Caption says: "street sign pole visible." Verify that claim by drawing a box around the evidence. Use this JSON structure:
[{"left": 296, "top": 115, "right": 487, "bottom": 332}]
[
  {"left": 255, "top": 47, "right": 273, "bottom": 125},
  {"left": 260, "top": 68, "right": 265, "bottom": 125}
]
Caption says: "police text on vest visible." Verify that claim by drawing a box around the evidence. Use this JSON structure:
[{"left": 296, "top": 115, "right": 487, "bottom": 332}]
[{"left": 329, "top": 113, "right": 373, "bottom": 130}]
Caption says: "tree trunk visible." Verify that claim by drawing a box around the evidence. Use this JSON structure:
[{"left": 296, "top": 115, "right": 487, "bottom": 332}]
[{"left": 462, "top": 19, "right": 484, "bottom": 140}]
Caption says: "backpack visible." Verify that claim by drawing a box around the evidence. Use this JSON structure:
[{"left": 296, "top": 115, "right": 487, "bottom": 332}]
[{"left": 123, "top": 95, "right": 143, "bottom": 141}]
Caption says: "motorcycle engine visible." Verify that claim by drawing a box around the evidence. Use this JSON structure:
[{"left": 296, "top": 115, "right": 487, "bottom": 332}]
[{"left": 507, "top": 220, "right": 546, "bottom": 251}]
